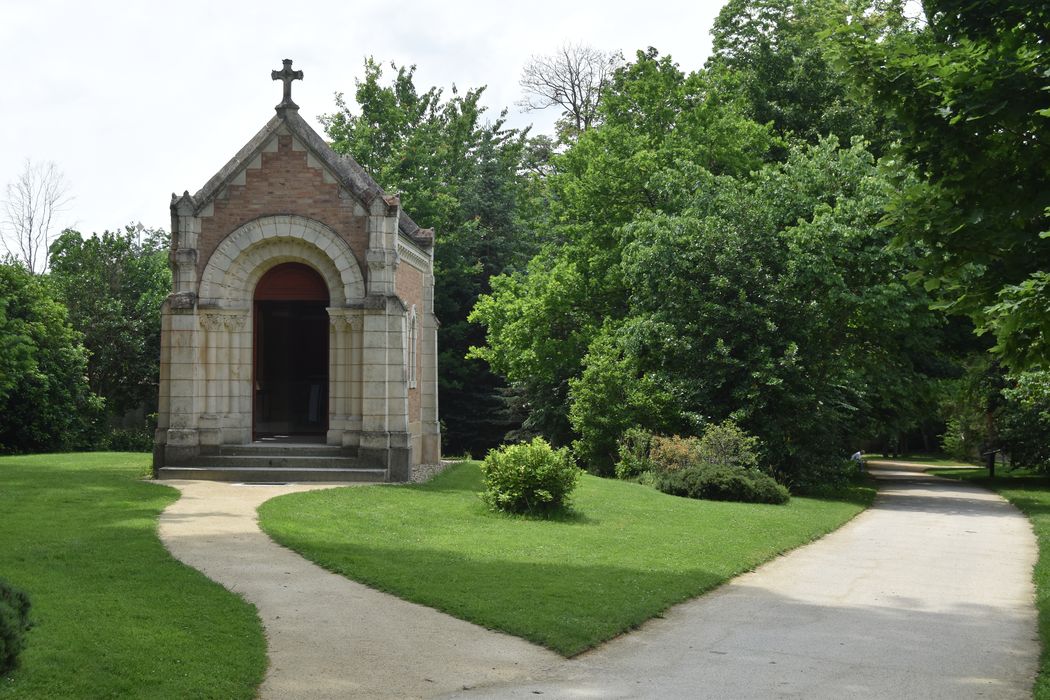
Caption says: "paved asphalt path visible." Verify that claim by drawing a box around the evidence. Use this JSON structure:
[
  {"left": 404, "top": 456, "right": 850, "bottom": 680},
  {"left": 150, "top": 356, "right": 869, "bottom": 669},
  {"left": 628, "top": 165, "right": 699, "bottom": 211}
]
[{"left": 159, "top": 463, "right": 1039, "bottom": 699}]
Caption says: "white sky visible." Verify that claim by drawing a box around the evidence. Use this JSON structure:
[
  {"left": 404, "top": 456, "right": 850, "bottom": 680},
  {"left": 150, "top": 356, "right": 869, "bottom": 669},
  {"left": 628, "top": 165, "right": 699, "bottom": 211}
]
[{"left": 1, "top": 0, "right": 727, "bottom": 236}]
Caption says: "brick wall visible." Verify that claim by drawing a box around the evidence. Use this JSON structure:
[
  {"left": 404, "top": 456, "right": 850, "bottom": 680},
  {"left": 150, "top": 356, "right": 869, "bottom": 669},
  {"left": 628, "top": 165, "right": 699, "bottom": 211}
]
[{"left": 197, "top": 135, "right": 368, "bottom": 282}]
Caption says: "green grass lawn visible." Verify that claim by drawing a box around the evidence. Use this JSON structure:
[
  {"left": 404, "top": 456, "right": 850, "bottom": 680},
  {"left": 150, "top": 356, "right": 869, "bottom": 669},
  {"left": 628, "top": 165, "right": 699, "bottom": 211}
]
[
  {"left": 259, "top": 461, "right": 874, "bottom": 656},
  {"left": 932, "top": 468, "right": 1050, "bottom": 699},
  {"left": 0, "top": 453, "right": 266, "bottom": 699},
  {"left": 864, "top": 453, "right": 982, "bottom": 467}
]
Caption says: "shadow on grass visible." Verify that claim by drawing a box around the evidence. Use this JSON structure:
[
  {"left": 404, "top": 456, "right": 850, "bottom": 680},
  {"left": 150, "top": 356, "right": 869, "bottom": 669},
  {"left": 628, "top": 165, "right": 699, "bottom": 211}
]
[
  {"left": 0, "top": 454, "right": 265, "bottom": 700},
  {"left": 262, "top": 532, "right": 724, "bottom": 656}
]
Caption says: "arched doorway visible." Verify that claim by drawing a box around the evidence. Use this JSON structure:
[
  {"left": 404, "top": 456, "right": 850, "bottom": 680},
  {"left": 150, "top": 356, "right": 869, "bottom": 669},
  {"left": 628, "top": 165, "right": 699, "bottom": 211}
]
[{"left": 253, "top": 262, "right": 330, "bottom": 440}]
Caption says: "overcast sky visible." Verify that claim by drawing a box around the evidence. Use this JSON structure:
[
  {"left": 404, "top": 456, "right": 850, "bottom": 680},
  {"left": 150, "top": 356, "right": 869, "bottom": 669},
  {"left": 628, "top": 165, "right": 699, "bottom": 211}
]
[{"left": 1, "top": 0, "right": 727, "bottom": 238}]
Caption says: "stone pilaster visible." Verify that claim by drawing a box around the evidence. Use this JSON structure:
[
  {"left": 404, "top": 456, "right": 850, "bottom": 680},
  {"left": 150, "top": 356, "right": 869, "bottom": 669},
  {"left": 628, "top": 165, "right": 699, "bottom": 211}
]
[
  {"left": 223, "top": 311, "right": 250, "bottom": 444},
  {"left": 170, "top": 192, "right": 199, "bottom": 298},
  {"left": 359, "top": 295, "right": 412, "bottom": 480},
  {"left": 420, "top": 249, "right": 441, "bottom": 464},
  {"left": 365, "top": 195, "right": 401, "bottom": 297},
  {"left": 326, "top": 307, "right": 362, "bottom": 448},
  {"left": 159, "top": 295, "right": 202, "bottom": 466}
]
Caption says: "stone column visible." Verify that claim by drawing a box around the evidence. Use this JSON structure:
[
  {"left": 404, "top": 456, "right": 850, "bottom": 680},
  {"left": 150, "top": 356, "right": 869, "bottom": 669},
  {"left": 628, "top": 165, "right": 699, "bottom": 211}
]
[
  {"left": 160, "top": 296, "right": 202, "bottom": 466},
  {"left": 198, "top": 312, "right": 223, "bottom": 452},
  {"left": 326, "top": 308, "right": 356, "bottom": 447},
  {"left": 223, "top": 311, "right": 249, "bottom": 444}
]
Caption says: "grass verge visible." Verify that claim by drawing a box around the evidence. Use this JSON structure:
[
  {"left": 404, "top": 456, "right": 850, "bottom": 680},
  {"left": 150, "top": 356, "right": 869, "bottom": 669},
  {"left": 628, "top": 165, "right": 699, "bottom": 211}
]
[
  {"left": 259, "top": 461, "right": 874, "bottom": 656},
  {"left": 933, "top": 468, "right": 1050, "bottom": 699},
  {"left": 864, "top": 453, "right": 981, "bottom": 467},
  {"left": 0, "top": 453, "right": 266, "bottom": 699}
]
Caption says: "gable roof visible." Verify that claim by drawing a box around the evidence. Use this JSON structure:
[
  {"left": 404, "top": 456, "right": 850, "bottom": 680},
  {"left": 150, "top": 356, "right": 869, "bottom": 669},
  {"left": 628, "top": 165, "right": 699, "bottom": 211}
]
[{"left": 179, "top": 108, "right": 433, "bottom": 248}]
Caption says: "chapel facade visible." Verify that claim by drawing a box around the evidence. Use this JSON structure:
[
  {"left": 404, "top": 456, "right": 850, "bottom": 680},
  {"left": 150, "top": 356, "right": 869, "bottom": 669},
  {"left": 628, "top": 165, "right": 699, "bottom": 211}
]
[{"left": 153, "top": 60, "right": 440, "bottom": 481}]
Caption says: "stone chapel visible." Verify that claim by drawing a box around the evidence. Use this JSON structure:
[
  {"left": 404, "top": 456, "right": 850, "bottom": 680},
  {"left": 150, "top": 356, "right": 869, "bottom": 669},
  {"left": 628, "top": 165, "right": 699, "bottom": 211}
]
[{"left": 153, "top": 60, "right": 440, "bottom": 482}]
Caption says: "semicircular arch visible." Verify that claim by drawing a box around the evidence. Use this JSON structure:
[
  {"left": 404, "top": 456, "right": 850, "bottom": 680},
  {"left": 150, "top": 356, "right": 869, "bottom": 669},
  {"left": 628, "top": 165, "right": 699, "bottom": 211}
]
[{"left": 198, "top": 215, "right": 365, "bottom": 306}]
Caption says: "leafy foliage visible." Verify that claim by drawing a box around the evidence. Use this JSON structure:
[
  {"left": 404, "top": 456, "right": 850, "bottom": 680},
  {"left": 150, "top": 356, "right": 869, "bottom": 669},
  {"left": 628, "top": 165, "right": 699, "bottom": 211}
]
[
  {"left": 48, "top": 225, "right": 170, "bottom": 420},
  {"left": 0, "top": 262, "right": 101, "bottom": 453},
  {"left": 999, "top": 371, "right": 1050, "bottom": 471},
  {"left": 614, "top": 427, "right": 655, "bottom": 480},
  {"left": 648, "top": 435, "right": 703, "bottom": 474},
  {"left": 654, "top": 463, "right": 790, "bottom": 505},
  {"left": 0, "top": 578, "right": 30, "bottom": 675},
  {"left": 833, "top": 0, "right": 1050, "bottom": 369},
  {"left": 322, "top": 59, "right": 541, "bottom": 453},
  {"left": 480, "top": 438, "right": 580, "bottom": 515},
  {"left": 697, "top": 419, "right": 762, "bottom": 472},
  {"left": 471, "top": 49, "right": 774, "bottom": 446},
  {"left": 708, "top": 0, "right": 895, "bottom": 153},
  {"left": 471, "top": 43, "right": 951, "bottom": 483}
]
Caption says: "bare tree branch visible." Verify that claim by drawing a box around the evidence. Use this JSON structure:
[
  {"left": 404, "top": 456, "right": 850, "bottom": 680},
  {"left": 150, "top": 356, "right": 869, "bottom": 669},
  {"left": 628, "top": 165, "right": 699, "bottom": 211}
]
[
  {"left": 518, "top": 44, "right": 623, "bottom": 142},
  {"left": 1, "top": 159, "right": 72, "bottom": 273}
]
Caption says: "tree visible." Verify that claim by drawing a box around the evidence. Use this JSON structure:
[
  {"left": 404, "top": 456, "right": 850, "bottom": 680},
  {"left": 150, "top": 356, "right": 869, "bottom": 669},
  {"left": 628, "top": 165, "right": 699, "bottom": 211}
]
[
  {"left": 48, "top": 225, "right": 171, "bottom": 421},
  {"left": 0, "top": 262, "right": 101, "bottom": 453},
  {"left": 708, "top": 0, "right": 895, "bottom": 153},
  {"left": 321, "top": 59, "right": 541, "bottom": 454},
  {"left": 566, "top": 138, "right": 951, "bottom": 482},
  {"left": 833, "top": 0, "right": 1050, "bottom": 369},
  {"left": 518, "top": 44, "right": 622, "bottom": 143},
  {"left": 1, "top": 159, "right": 71, "bottom": 274},
  {"left": 471, "top": 48, "right": 774, "bottom": 445}
]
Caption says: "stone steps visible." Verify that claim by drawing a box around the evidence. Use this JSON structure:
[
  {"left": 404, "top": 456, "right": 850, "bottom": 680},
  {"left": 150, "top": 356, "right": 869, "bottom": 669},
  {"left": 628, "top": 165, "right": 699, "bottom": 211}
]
[
  {"left": 220, "top": 444, "right": 353, "bottom": 458},
  {"left": 157, "top": 443, "right": 386, "bottom": 483},
  {"left": 157, "top": 464, "right": 386, "bottom": 483}
]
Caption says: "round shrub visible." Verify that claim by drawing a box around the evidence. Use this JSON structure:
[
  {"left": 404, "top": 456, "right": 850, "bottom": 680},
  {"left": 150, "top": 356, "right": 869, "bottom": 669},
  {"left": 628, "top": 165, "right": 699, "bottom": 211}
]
[
  {"left": 0, "top": 578, "right": 31, "bottom": 675},
  {"left": 655, "top": 463, "right": 790, "bottom": 505},
  {"left": 481, "top": 438, "right": 581, "bottom": 515}
]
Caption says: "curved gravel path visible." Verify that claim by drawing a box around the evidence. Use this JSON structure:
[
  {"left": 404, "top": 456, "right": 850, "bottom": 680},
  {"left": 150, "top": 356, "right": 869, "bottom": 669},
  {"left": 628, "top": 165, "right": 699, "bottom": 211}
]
[
  {"left": 158, "top": 463, "right": 1039, "bottom": 699},
  {"left": 158, "top": 481, "right": 558, "bottom": 699}
]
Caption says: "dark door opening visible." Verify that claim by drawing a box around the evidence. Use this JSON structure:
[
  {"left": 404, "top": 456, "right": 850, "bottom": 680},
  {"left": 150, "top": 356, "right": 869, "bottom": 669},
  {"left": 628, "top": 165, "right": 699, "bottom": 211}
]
[{"left": 253, "top": 263, "right": 330, "bottom": 439}]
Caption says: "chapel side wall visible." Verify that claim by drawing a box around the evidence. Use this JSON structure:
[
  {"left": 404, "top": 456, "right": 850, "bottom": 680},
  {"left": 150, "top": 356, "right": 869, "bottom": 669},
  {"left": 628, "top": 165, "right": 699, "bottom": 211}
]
[
  {"left": 396, "top": 260, "right": 425, "bottom": 427},
  {"left": 396, "top": 240, "right": 440, "bottom": 465},
  {"left": 195, "top": 134, "right": 369, "bottom": 285}
]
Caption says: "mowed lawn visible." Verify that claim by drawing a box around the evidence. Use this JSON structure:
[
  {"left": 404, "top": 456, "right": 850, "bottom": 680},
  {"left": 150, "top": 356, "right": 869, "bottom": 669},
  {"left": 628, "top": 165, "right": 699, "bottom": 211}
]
[
  {"left": 933, "top": 468, "right": 1050, "bottom": 700},
  {"left": 0, "top": 453, "right": 265, "bottom": 699},
  {"left": 260, "top": 461, "right": 874, "bottom": 656}
]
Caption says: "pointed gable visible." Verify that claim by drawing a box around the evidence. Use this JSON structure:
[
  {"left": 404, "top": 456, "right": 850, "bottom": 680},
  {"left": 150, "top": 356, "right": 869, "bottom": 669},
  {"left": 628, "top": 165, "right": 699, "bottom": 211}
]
[{"left": 173, "top": 97, "right": 433, "bottom": 288}]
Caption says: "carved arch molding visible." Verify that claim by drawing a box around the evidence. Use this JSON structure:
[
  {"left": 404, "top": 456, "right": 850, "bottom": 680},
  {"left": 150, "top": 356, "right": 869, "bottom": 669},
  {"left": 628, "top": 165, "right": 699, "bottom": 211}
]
[{"left": 198, "top": 215, "right": 365, "bottom": 306}]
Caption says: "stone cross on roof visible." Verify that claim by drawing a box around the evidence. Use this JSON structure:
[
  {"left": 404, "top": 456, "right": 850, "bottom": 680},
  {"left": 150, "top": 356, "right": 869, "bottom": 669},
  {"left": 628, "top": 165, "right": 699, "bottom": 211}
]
[{"left": 271, "top": 59, "right": 304, "bottom": 111}]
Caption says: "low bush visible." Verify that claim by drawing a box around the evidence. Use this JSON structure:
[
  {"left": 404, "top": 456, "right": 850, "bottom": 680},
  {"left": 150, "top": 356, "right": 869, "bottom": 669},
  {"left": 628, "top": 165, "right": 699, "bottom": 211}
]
[
  {"left": 648, "top": 434, "right": 701, "bottom": 473},
  {"left": 697, "top": 419, "right": 761, "bottom": 471},
  {"left": 0, "top": 578, "right": 31, "bottom": 675},
  {"left": 614, "top": 427, "right": 654, "bottom": 480},
  {"left": 101, "top": 427, "right": 154, "bottom": 452},
  {"left": 481, "top": 438, "right": 581, "bottom": 515},
  {"left": 654, "top": 463, "right": 790, "bottom": 505}
]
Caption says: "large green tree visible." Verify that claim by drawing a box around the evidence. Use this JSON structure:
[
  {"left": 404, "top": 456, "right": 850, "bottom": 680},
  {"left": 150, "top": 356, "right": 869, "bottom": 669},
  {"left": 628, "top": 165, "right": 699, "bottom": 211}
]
[
  {"left": 0, "top": 262, "right": 101, "bottom": 452},
  {"left": 708, "top": 0, "right": 895, "bottom": 152},
  {"left": 472, "top": 47, "right": 955, "bottom": 483},
  {"left": 48, "top": 225, "right": 170, "bottom": 421},
  {"left": 471, "top": 49, "right": 775, "bottom": 445},
  {"left": 834, "top": 0, "right": 1050, "bottom": 369},
  {"left": 568, "top": 139, "right": 949, "bottom": 481},
  {"left": 321, "top": 60, "right": 540, "bottom": 453}
]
